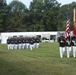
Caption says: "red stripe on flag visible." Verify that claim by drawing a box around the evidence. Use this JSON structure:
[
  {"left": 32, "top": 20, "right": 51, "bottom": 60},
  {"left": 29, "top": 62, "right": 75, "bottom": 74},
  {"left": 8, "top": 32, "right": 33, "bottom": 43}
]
[
  {"left": 65, "top": 9, "right": 70, "bottom": 39},
  {"left": 73, "top": 27, "right": 76, "bottom": 36},
  {"left": 65, "top": 21, "right": 70, "bottom": 38}
]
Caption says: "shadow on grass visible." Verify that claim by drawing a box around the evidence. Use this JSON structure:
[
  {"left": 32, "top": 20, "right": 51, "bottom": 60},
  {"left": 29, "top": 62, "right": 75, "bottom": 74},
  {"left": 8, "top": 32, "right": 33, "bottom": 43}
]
[
  {"left": 0, "top": 57, "right": 28, "bottom": 75},
  {"left": 0, "top": 51, "right": 8, "bottom": 54}
]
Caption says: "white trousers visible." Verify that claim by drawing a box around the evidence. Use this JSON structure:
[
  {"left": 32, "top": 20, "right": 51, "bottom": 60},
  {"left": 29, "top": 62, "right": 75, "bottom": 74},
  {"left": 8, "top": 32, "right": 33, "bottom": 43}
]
[
  {"left": 14, "top": 44, "right": 18, "bottom": 49},
  {"left": 11, "top": 44, "right": 14, "bottom": 49},
  {"left": 33, "top": 43, "right": 36, "bottom": 48},
  {"left": 35, "top": 43, "right": 39, "bottom": 48},
  {"left": 29, "top": 44, "right": 34, "bottom": 50},
  {"left": 26, "top": 43, "right": 29, "bottom": 49},
  {"left": 59, "top": 47, "right": 65, "bottom": 58},
  {"left": 73, "top": 46, "right": 76, "bottom": 57},
  {"left": 22, "top": 44, "right": 25, "bottom": 49},
  {"left": 7, "top": 44, "right": 11, "bottom": 50},
  {"left": 66, "top": 47, "right": 71, "bottom": 58},
  {"left": 18, "top": 44, "right": 22, "bottom": 49}
]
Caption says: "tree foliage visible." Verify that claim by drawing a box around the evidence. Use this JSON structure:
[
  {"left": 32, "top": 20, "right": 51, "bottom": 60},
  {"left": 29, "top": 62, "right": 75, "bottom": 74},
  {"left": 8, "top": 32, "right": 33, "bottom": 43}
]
[
  {"left": 5, "top": 0, "right": 27, "bottom": 32},
  {"left": 0, "top": 0, "right": 7, "bottom": 32},
  {"left": 0, "top": 0, "right": 76, "bottom": 32}
]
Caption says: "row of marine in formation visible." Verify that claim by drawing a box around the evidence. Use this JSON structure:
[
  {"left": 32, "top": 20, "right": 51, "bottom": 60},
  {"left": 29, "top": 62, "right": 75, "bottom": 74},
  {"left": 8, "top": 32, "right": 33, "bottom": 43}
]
[{"left": 7, "top": 36, "right": 41, "bottom": 50}]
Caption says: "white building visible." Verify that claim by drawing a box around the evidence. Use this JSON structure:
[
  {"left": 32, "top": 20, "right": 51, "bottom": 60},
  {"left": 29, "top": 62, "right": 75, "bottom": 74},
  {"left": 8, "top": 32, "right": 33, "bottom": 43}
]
[{"left": 0, "top": 31, "right": 65, "bottom": 44}]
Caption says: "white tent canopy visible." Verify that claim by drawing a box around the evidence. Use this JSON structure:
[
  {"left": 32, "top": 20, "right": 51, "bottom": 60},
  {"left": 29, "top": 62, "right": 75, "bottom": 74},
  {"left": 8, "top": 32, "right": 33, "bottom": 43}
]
[{"left": 1, "top": 32, "right": 58, "bottom": 44}]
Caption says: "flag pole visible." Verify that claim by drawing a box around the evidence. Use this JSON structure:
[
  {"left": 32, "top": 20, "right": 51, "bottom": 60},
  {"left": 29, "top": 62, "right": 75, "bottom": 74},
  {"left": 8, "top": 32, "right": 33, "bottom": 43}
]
[
  {"left": 65, "top": 8, "right": 70, "bottom": 39},
  {"left": 73, "top": 8, "right": 76, "bottom": 36}
]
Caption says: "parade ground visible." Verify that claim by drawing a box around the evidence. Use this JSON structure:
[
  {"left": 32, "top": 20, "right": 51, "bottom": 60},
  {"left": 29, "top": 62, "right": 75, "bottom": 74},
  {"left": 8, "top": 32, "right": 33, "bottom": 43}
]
[{"left": 0, "top": 42, "right": 76, "bottom": 75}]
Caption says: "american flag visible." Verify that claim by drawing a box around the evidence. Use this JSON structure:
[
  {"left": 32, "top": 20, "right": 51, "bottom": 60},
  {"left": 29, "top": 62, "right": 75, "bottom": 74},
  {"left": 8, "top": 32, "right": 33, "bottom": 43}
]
[{"left": 65, "top": 9, "right": 70, "bottom": 38}]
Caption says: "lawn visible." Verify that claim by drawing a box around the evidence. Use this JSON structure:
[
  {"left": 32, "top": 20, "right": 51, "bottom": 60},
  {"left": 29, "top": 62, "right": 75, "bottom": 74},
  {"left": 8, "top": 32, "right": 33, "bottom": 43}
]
[{"left": 0, "top": 42, "right": 76, "bottom": 75}]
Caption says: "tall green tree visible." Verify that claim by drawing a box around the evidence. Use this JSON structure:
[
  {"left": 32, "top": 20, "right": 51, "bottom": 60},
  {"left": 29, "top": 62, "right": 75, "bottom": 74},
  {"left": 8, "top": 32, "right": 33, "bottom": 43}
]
[
  {"left": 0, "top": 0, "right": 7, "bottom": 32},
  {"left": 43, "top": 0, "right": 61, "bottom": 31},
  {"left": 29, "top": 0, "right": 45, "bottom": 31},
  {"left": 0, "top": 0, "right": 76, "bottom": 32},
  {"left": 6, "top": 0, "right": 27, "bottom": 32},
  {"left": 60, "top": 2, "right": 76, "bottom": 31},
  {"left": 29, "top": 0, "right": 61, "bottom": 31}
]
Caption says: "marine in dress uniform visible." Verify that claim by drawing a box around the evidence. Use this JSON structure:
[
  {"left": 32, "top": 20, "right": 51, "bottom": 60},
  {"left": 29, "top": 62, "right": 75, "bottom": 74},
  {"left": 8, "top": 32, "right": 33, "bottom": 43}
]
[
  {"left": 33, "top": 37, "right": 36, "bottom": 48},
  {"left": 71, "top": 36, "right": 76, "bottom": 57},
  {"left": 22, "top": 37, "right": 26, "bottom": 49},
  {"left": 11, "top": 38, "right": 14, "bottom": 49},
  {"left": 36, "top": 37, "right": 40, "bottom": 48},
  {"left": 7, "top": 38, "right": 11, "bottom": 50},
  {"left": 65, "top": 35, "right": 71, "bottom": 58},
  {"left": 14, "top": 37, "right": 18, "bottom": 49},
  {"left": 26, "top": 37, "right": 29, "bottom": 49},
  {"left": 18, "top": 37, "right": 22, "bottom": 49},
  {"left": 58, "top": 35, "right": 65, "bottom": 58},
  {"left": 29, "top": 37, "right": 34, "bottom": 50}
]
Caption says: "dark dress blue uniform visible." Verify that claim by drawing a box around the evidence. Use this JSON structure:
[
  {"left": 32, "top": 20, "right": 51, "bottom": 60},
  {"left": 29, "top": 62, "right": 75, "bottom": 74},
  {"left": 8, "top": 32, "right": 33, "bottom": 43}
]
[
  {"left": 71, "top": 36, "right": 76, "bottom": 57},
  {"left": 65, "top": 36, "right": 71, "bottom": 58},
  {"left": 57, "top": 36, "right": 65, "bottom": 58},
  {"left": 7, "top": 38, "right": 11, "bottom": 50}
]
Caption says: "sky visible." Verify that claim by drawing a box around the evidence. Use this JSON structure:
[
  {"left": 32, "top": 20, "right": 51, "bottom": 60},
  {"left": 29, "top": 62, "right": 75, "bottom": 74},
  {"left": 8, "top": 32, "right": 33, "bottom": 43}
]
[
  {"left": 57, "top": 0, "right": 76, "bottom": 5},
  {"left": 6, "top": 0, "right": 76, "bottom": 8},
  {"left": 6, "top": 0, "right": 33, "bottom": 8}
]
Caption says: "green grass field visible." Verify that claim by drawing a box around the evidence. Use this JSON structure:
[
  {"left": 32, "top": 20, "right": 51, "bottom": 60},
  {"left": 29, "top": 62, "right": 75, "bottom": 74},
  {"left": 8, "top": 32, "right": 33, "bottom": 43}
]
[{"left": 0, "top": 42, "right": 76, "bottom": 75}]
